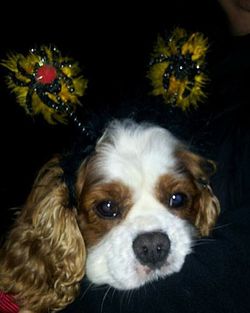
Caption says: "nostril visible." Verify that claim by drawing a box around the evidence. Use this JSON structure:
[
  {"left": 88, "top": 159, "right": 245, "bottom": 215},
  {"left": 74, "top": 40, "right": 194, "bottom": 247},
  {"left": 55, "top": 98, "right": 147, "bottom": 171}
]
[
  {"left": 132, "top": 231, "right": 171, "bottom": 269},
  {"left": 143, "top": 246, "right": 148, "bottom": 254}
]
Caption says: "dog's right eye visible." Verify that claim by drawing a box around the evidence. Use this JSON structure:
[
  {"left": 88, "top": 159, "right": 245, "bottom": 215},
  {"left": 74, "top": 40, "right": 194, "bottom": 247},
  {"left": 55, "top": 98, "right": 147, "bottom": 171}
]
[
  {"left": 169, "top": 193, "right": 187, "bottom": 209},
  {"left": 94, "top": 200, "right": 120, "bottom": 219}
]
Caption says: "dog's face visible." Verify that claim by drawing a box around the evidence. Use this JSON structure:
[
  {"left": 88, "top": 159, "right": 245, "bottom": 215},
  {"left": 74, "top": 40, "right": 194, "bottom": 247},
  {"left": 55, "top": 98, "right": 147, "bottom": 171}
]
[{"left": 75, "top": 120, "right": 220, "bottom": 289}]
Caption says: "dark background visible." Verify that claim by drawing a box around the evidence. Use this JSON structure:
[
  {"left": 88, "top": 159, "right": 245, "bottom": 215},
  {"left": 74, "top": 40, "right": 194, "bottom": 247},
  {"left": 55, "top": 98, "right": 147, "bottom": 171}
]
[{"left": 0, "top": 1, "right": 227, "bottom": 235}]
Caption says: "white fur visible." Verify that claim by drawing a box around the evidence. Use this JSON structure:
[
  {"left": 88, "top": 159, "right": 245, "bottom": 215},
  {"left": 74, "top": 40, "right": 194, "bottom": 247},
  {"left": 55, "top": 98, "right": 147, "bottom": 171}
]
[
  {"left": 85, "top": 120, "right": 194, "bottom": 289},
  {"left": 96, "top": 120, "right": 178, "bottom": 189}
]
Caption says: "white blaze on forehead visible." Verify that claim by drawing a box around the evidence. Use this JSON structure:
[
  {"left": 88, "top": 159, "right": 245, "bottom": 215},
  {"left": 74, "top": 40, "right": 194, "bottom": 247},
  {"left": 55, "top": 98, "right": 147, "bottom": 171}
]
[{"left": 95, "top": 120, "right": 179, "bottom": 190}]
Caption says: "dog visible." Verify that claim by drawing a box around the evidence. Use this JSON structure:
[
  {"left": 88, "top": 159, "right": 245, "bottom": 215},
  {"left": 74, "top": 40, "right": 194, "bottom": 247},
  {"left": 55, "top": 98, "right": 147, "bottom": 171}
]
[{"left": 0, "top": 119, "right": 220, "bottom": 312}]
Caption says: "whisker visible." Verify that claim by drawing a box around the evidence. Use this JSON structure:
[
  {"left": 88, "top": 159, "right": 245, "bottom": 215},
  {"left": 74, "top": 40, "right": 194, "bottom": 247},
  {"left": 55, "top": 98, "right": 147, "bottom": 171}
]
[
  {"left": 100, "top": 286, "right": 112, "bottom": 313},
  {"left": 124, "top": 289, "right": 135, "bottom": 307},
  {"left": 213, "top": 223, "right": 232, "bottom": 230},
  {"left": 110, "top": 287, "right": 116, "bottom": 303},
  {"left": 91, "top": 283, "right": 110, "bottom": 291},
  {"left": 120, "top": 290, "right": 133, "bottom": 312},
  {"left": 79, "top": 281, "right": 95, "bottom": 300},
  {"left": 191, "top": 238, "right": 217, "bottom": 248}
]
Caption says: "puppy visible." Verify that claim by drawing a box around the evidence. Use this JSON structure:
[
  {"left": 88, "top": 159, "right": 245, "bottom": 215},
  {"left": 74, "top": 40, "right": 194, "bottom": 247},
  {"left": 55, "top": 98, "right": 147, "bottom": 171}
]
[{"left": 0, "top": 119, "right": 220, "bottom": 312}]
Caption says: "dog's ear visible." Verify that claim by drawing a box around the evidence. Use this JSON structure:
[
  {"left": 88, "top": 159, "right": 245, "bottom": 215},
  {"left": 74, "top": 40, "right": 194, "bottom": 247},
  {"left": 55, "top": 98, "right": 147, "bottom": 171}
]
[
  {"left": 176, "top": 149, "right": 220, "bottom": 236},
  {"left": 0, "top": 157, "right": 86, "bottom": 313}
]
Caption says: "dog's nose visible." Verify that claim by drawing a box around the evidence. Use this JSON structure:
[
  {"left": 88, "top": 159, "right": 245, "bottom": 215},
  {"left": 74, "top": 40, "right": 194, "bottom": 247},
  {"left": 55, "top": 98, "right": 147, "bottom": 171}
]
[{"left": 132, "top": 231, "right": 171, "bottom": 269}]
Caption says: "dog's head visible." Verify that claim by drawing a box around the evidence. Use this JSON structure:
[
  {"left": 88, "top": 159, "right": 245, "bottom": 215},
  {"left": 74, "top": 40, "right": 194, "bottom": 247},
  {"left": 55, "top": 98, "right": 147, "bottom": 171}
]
[
  {"left": 0, "top": 120, "right": 220, "bottom": 312},
  {"left": 76, "top": 120, "right": 219, "bottom": 289}
]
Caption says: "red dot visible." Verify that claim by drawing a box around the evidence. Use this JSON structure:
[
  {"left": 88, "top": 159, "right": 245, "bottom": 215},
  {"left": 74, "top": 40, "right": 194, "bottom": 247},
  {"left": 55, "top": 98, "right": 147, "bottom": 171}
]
[{"left": 36, "top": 64, "right": 57, "bottom": 84}]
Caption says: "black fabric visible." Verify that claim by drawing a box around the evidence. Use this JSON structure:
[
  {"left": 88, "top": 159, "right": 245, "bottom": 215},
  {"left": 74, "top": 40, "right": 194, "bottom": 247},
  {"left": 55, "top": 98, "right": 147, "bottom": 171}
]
[
  {"left": 60, "top": 28, "right": 250, "bottom": 313},
  {"left": 60, "top": 144, "right": 95, "bottom": 208}
]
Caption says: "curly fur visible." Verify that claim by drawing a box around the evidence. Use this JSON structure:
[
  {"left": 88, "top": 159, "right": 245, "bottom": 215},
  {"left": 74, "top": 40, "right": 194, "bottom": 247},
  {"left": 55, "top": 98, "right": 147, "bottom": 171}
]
[
  {"left": 0, "top": 158, "right": 86, "bottom": 312},
  {"left": 175, "top": 149, "right": 220, "bottom": 236}
]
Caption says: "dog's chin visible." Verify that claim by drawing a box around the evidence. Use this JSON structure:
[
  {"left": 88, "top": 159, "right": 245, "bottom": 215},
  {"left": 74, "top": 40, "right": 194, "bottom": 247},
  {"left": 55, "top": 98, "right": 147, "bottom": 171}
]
[
  {"left": 86, "top": 252, "right": 190, "bottom": 290},
  {"left": 129, "top": 259, "right": 186, "bottom": 290}
]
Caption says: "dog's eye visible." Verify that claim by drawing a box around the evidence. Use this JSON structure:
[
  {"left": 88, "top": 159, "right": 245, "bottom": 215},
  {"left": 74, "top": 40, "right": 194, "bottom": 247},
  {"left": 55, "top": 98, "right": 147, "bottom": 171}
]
[
  {"left": 169, "top": 193, "right": 187, "bottom": 208},
  {"left": 95, "top": 200, "right": 120, "bottom": 219}
]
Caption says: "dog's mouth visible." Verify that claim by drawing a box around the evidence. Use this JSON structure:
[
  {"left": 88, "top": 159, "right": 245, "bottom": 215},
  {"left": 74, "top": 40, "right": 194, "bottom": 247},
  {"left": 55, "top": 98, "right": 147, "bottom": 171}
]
[{"left": 134, "top": 259, "right": 171, "bottom": 283}]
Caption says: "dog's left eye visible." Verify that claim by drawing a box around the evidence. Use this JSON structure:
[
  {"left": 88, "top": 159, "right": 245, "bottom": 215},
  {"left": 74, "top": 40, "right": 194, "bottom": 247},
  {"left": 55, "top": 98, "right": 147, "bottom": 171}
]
[
  {"left": 94, "top": 200, "right": 120, "bottom": 219},
  {"left": 169, "top": 193, "right": 187, "bottom": 208}
]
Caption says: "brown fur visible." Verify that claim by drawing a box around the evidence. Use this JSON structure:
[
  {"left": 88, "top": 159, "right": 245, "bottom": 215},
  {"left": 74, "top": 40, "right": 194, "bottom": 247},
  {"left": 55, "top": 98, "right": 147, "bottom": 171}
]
[
  {"left": 175, "top": 149, "right": 220, "bottom": 236},
  {"left": 0, "top": 157, "right": 86, "bottom": 312},
  {"left": 77, "top": 180, "right": 133, "bottom": 248}
]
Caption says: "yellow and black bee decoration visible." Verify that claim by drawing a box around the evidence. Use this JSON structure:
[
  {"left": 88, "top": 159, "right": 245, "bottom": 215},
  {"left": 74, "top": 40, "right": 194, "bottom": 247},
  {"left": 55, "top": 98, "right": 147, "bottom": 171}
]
[
  {"left": 148, "top": 27, "right": 209, "bottom": 110},
  {"left": 2, "top": 45, "right": 88, "bottom": 126}
]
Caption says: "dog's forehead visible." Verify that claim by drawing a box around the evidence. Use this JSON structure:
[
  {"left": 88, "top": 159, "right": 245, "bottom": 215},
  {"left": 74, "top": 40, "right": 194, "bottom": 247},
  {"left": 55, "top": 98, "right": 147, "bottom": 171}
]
[{"left": 95, "top": 122, "right": 179, "bottom": 190}]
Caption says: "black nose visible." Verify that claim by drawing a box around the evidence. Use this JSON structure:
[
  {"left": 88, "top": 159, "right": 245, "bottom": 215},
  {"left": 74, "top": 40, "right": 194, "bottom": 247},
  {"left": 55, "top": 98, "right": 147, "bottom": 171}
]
[{"left": 132, "top": 231, "right": 171, "bottom": 269}]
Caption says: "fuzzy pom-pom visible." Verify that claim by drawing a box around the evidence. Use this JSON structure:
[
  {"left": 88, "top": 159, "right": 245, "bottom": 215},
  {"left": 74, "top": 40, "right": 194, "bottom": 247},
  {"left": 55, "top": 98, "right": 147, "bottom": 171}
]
[
  {"left": 2, "top": 45, "right": 88, "bottom": 125},
  {"left": 148, "top": 28, "right": 209, "bottom": 110}
]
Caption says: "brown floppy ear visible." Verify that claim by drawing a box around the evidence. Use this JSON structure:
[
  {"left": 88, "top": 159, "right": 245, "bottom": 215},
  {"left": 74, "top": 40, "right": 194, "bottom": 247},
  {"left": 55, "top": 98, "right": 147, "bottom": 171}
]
[
  {"left": 0, "top": 157, "right": 86, "bottom": 313},
  {"left": 177, "top": 149, "right": 220, "bottom": 237}
]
